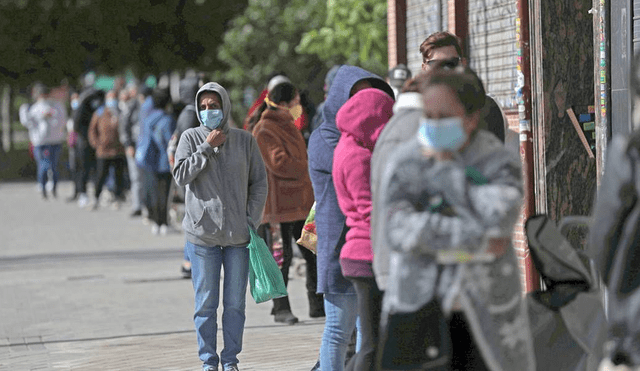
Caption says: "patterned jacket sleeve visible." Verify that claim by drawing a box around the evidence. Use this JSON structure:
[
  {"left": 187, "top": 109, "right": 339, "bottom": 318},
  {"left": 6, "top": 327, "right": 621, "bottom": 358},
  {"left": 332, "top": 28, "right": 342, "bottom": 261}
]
[{"left": 383, "top": 151, "right": 521, "bottom": 255}]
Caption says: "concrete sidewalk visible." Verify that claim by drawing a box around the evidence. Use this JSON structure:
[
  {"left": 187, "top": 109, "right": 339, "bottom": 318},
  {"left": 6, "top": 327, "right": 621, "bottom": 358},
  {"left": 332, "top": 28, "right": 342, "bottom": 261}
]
[{"left": 0, "top": 180, "right": 323, "bottom": 371}]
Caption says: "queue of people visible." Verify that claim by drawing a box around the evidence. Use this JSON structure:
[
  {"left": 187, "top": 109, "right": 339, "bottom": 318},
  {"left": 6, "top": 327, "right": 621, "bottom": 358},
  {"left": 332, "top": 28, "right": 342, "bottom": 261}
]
[{"left": 22, "top": 30, "right": 596, "bottom": 371}]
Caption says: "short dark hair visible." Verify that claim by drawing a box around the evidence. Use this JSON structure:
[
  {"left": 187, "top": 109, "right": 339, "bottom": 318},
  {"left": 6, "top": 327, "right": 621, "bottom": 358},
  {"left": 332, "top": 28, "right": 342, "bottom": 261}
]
[
  {"left": 419, "top": 67, "right": 486, "bottom": 115},
  {"left": 420, "top": 31, "right": 464, "bottom": 63},
  {"left": 268, "top": 82, "right": 296, "bottom": 105},
  {"left": 151, "top": 87, "right": 170, "bottom": 109}
]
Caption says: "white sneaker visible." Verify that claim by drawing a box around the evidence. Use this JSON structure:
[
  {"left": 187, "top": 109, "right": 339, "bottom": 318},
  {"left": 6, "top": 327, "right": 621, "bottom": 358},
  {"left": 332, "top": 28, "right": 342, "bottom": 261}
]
[
  {"left": 151, "top": 224, "right": 160, "bottom": 235},
  {"left": 77, "top": 193, "right": 89, "bottom": 208},
  {"left": 159, "top": 225, "right": 168, "bottom": 236}
]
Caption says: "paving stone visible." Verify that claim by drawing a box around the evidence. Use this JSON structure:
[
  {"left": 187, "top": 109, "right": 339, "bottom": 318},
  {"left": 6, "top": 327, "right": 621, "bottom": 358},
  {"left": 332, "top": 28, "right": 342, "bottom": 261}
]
[{"left": 0, "top": 181, "right": 323, "bottom": 370}]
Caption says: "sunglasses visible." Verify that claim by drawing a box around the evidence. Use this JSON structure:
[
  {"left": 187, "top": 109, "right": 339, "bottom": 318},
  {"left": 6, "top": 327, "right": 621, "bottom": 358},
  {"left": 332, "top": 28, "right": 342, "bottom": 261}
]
[{"left": 425, "top": 57, "right": 462, "bottom": 69}]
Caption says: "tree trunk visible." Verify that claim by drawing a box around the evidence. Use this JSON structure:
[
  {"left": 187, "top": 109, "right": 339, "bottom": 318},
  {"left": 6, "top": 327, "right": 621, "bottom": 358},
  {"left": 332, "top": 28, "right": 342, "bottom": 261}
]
[{"left": 1, "top": 84, "right": 11, "bottom": 153}]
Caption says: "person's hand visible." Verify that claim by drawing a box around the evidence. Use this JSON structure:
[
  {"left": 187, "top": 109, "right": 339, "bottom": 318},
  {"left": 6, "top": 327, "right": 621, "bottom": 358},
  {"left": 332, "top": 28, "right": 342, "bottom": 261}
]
[
  {"left": 434, "top": 151, "right": 454, "bottom": 161},
  {"left": 126, "top": 146, "right": 135, "bottom": 158},
  {"left": 421, "top": 147, "right": 455, "bottom": 161},
  {"left": 206, "top": 129, "right": 226, "bottom": 148}
]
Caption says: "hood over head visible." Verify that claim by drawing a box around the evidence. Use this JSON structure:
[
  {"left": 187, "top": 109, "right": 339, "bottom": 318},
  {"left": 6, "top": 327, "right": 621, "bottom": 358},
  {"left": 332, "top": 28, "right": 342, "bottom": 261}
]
[
  {"left": 179, "top": 77, "right": 200, "bottom": 106},
  {"left": 336, "top": 88, "right": 394, "bottom": 149},
  {"left": 195, "top": 82, "right": 232, "bottom": 134},
  {"left": 324, "top": 65, "right": 341, "bottom": 93},
  {"left": 320, "top": 65, "right": 394, "bottom": 148}
]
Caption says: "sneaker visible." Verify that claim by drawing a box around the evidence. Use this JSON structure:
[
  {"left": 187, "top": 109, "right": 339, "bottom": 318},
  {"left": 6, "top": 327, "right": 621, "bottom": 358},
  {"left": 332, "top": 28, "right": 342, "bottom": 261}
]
[
  {"left": 77, "top": 193, "right": 89, "bottom": 208},
  {"left": 159, "top": 224, "right": 168, "bottom": 236},
  {"left": 90, "top": 200, "right": 99, "bottom": 211},
  {"left": 274, "top": 311, "right": 298, "bottom": 325},
  {"left": 130, "top": 209, "right": 142, "bottom": 217},
  {"left": 202, "top": 365, "right": 218, "bottom": 371},
  {"left": 181, "top": 261, "right": 192, "bottom": 279},
  {"left": 223, "top": 364, "right": 239, "bottom": 371},
  {"left": 310, "top": 359, "right": 321, "bottom": 371}
]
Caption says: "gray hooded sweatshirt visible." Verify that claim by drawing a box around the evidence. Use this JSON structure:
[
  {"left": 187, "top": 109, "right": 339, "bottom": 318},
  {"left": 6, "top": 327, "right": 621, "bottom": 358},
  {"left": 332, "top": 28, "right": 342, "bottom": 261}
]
[{"left": 173, "top": 82, "right": 268, "bottom": 247}]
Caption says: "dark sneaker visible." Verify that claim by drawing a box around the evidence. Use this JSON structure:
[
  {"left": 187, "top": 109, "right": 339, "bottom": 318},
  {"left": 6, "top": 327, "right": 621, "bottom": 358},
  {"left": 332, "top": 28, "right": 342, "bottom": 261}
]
[
  {"left": 202, "top": 365, "right": 218, "bottom": 371},
  {"left": 223, "top": 364, "right": 239, "bottom": 371},
  {"left": 274, "top": 311, "right": 298, "bottom": 325}
]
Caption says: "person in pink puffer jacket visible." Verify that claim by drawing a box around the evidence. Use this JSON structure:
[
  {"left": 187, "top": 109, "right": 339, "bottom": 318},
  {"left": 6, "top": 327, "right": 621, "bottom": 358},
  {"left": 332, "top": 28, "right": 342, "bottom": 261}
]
[{"left": 332, "top": 87, "right": 394, "bottom": 370}]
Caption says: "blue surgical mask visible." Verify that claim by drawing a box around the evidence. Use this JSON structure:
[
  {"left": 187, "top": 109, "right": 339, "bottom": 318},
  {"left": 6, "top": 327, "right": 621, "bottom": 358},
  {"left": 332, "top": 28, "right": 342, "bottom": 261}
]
[
  {"left": 105, "top": 99, "right": 118, "bottom": 109},
  {"left": 200, "top": 109, "right": 224, "bottom": 130},
  {"left": 417, "top": 116, "right": 467, "bottom": 151},
  {"left": 71, "top": 100, "right": 79, "bottom": 110}
]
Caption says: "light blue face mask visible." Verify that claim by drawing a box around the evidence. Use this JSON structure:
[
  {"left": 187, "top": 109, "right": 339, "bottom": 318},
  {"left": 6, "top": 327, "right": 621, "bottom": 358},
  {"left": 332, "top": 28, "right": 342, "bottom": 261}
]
[
  {"left": 105, "top": 99, "right": 118, "bottom": 109},
  {"left": 417, "top": 116, "right": 468, "bottom": 151},
  {"left": 199, "top": 109, "right": 224, "bottom": 130}
]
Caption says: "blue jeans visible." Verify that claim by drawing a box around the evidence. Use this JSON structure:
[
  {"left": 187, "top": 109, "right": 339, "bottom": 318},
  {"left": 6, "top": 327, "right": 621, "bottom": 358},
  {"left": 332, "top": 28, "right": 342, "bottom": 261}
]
[
  {"left": 33, "top": 144, "right": 62, "bottom": 192},
  {"left": 321, "top": 293, "right": 360, "bottom": 371},
  {"left": 187, "top": 240, "right": 250, "bottom": 369}
]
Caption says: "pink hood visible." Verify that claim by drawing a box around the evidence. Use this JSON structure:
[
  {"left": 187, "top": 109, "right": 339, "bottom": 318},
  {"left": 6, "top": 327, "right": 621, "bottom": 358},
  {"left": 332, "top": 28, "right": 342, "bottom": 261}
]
[{"left": 336, "top": 88, "right": 394, "bottom": 149}]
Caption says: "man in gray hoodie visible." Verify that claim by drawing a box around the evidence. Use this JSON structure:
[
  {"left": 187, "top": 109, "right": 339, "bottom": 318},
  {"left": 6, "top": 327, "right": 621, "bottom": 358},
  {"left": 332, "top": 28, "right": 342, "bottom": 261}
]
[{"left": 173, "top": 82, "right": 267, "bottom": 371}]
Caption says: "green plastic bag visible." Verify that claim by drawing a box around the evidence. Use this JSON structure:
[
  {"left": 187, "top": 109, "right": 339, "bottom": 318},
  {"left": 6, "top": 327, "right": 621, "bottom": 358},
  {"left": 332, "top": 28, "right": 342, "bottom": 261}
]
[{"left": 248, "top": 227, "right": 288, "bottom": 304}]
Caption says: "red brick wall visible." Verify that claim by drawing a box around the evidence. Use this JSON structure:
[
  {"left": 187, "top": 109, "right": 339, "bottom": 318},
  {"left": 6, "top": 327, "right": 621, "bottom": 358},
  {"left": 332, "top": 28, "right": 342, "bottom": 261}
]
[
  {"left": 448, "top": 0, "right": 456, "bottom": 33},
  {"left": 387, "top": 0, "right": 407, "bottom": 67},
  {"left": 388, "top": 0, "right": 399, "bottom": 67},
  {"left": 506, "top": 111, "right": 529, "bottom": 290}
]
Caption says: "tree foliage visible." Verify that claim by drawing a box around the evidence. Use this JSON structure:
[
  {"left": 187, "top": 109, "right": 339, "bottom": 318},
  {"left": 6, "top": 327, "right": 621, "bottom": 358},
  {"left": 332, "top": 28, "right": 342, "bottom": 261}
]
[
  {"left": 0, "top": 0, "right": 248, "bottom": 89},
  {"left": 296, "top": 0, "right": 388, "bottom": 77},
  {"left": 214, "top": 0, "right": 329, "bottom": 123}
]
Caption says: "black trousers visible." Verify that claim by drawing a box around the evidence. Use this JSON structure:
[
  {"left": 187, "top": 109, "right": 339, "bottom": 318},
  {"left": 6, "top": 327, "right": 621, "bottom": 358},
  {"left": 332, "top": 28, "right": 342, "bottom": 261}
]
[
  {"left": 270, "top": 220, "right": 321, "bottom": 314},
  {"left": 449, "top": 312, "right": 489, "bottom": 371},
  {"left": 143, "top": 168, "right": 172, "bottom": 226},
  {"left": 345, "top": 276, "right": 383, "bottom": 371},
  {"left": 378, "top": 300, "right": 451, "bottom": 371},
  {"left": 76, "top": 136, "right": 96, "bottom": 194},
  {"left": 95, "top": 156, "right": 126, "bottom": 199}
]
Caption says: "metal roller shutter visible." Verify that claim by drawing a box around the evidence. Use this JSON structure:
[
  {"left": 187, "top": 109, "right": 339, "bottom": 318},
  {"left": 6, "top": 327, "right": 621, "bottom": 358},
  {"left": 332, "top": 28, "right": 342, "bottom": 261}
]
[
  {"left": 406, "top": 0, "right": 448, "bottom": 75},
  {"left": 467, "top": 0, "right": 518, "bottom": 112}
]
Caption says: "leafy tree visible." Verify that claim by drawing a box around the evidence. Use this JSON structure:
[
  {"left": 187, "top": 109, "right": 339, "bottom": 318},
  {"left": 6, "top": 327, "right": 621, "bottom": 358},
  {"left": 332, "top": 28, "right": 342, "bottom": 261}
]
[
  {"left": 214, "top": 0, "right": 329, "bottom": 124},
  {"left": 296, "top": 0, "right": 388, "bottom": 77},
  {"left": 0, "top": 0, "right": 248, "bottom": 89}
]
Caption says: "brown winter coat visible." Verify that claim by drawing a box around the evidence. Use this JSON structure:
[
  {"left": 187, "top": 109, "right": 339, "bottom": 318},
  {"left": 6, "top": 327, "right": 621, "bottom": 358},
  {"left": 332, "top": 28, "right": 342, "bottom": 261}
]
[
  {"left": 88, "top": 108, "right": 125, "bottom": 159},
  {"left": 252, "top": 107, "right": 314, "bottom": 224}
]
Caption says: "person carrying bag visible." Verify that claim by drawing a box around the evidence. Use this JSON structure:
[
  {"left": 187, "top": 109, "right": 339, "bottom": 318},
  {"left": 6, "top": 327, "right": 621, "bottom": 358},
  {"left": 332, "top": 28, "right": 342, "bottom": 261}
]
[{"left": 247, "top": 226, "right": 288, "bottom": 303}]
